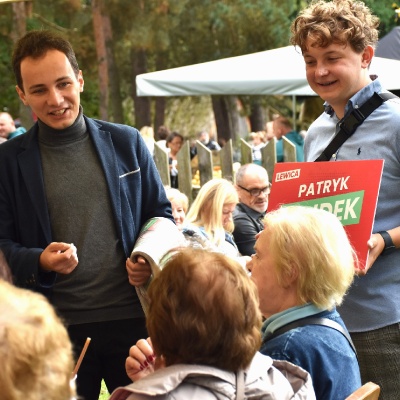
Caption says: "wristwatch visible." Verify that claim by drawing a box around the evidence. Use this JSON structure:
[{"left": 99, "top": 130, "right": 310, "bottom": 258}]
[{"left": 377, "top": 231, "right": 396, "bottom": 255}]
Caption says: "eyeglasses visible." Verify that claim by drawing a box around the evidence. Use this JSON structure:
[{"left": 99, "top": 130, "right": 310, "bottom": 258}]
[{"left": 238, "top": 184, "right": 271, "bottom": 197}]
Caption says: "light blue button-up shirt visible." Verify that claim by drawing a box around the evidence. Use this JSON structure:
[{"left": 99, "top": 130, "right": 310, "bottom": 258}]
[{"left": 304, "top": 78, "right": 400, "bottom": 332}]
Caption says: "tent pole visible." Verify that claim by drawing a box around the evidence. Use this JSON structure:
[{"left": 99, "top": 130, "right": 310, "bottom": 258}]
[{"left": 292, "top": 95, "right": 297, "bottom": 131}]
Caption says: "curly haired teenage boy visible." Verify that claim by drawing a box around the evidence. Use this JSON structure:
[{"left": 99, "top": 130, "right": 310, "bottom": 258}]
[{"left": 291, "top": 1, "right": 400, "bottom": 398}]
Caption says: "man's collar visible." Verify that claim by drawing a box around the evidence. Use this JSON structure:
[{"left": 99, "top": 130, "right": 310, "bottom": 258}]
[
  {"left": 324, "top": 76, "right": 383, "bottom": 118},
  {"left": 237, "top": 202, "right": 266, "bottom": 218}
]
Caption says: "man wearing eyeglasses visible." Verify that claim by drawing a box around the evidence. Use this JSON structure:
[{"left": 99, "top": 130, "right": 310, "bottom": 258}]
[{"left": 233, "top": 164, "right": 270, "bottom": 256}]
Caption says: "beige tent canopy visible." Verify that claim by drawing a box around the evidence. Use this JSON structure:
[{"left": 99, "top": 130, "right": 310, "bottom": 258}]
[{"left": 136, "top": 46, "right": 400, "bottom": 97}]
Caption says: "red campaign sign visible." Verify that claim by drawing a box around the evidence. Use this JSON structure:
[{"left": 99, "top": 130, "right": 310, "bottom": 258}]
[{"left": 267, "top": 160, "right": 384, "bottom": 269}]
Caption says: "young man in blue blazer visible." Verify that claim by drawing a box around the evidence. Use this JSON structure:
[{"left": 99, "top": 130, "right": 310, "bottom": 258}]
[{"left": 0, "top": 30, "right": 173, "bottom": 400}]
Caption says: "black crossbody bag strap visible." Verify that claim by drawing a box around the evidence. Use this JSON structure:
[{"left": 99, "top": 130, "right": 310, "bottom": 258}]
[
  {"left": 262, "top": 316, "right": 357, "bottom": 356},
  {"left": 315, "top": 92, "right": 398, "bottom": 162}
]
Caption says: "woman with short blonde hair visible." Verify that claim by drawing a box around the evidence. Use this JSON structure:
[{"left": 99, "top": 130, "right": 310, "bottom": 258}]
[
  {"left": 165, "top": 187, "right": 189, "bottom": 230},
  {"left": 264, "top": 205, "right": 355, "bottom": 309},
  {"left": 251, "top": 206, "right": 360, "bottom": 400}
]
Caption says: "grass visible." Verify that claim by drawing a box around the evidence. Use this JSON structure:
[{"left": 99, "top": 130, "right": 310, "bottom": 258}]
[{"left": 98, "top": 380, "right": 109, "bottom": 400}]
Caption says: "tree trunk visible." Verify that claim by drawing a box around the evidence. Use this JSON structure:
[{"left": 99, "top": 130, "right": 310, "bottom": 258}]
[
  {"left": 11, "top": 2, "right": 26, "bottom": 42},
  {"left": 92, "top": 0, "right": 109, "bottom": 121},
  {"left": 12, "top": 2, "right": 34, "bottom": 129},
  {"left": 226, "top": 95, "right": 240, "bottom": 143},
  {"left": 153, "top": 52, "right": 168, "bottom": 131},
  {"left": 211, "top": 95, "right": 240, "bottom": 144},
  {"left": 103, "top": 13, "right": 124, "bottom": 123},
  {"left": 249, "top": 97, "right": 265, "bottom": 132},
  {"left": 154, "top": 98, "right": 166, "bottom": 132},
  {"left": 212, "top": 95, "right": 230, "bottom": 143},
  {"left": 132, "top": 48, "right": 151, "bottom": 129}
]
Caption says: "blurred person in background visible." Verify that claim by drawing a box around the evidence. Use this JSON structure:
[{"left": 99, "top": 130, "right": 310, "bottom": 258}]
[
  {"left": 273, "top": 115, "right": 304, "bottom": 162},
  {"left": 156, "top": 125, "right": 170, "bottom": 150},
  {"left": 165, "top": 187, "right": 189, "bottom": 230},
  {"left": 250, "top": 131, "right": 266, "bottom": 165},
  {"left": 190, "top": 130, "right": 221, "bottom": 158},
  {"left": 166, "top": 131, "right": 184, "bottom": 189},
  {"left": 183, "top": 178, "right": 251, "bottom": 270},
  {"left": 233, "top": 164, "right": 270, "bottom": 257},
  {"left": 0, "top": 111, "right": 26, "bottom": 141},
  {"left": 139, "top": 125, "right": 155, "bottom": 157}
]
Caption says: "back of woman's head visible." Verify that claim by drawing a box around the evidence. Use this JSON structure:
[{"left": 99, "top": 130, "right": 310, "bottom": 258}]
[
  {"left": 186, "top": 179, "right": 238, "bottom": 240},
  {"left": 263, "top": 206, "right": 356, "bottom": 309},
  {"left": 0, "top": 281, "right": 75, "bottom": 400},
  {"left": 147, "top": 248, "right": 262, "bottom": 371}
]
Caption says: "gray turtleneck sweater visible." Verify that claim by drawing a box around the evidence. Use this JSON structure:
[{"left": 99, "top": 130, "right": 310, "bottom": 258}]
[{"left": 38, "top": 109, "right": 143, "bottom": 324}]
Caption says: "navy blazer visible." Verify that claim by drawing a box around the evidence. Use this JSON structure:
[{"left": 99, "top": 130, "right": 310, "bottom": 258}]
[{"left": 0, "top": 116, "right": 173, "bottom": 290}]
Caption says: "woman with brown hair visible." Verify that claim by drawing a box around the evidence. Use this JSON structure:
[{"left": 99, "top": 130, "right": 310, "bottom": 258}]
[{"left": 109, "top": 248, "right": 315, "bottom": 399}]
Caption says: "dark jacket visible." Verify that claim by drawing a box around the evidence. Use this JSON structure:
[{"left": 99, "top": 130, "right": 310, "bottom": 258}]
[
  {"left": 0, "top": 116, "right": 172, "bottom": 291},
  {"left": 233, "top": 203, "right": 265, "bottom": 256}
]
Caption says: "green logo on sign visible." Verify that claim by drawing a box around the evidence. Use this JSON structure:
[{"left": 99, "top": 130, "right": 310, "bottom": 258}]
[{"left": 286, "top": 191, "right": 364, "bottom": 226}]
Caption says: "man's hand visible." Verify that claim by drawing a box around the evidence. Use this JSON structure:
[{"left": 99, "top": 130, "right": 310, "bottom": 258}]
[
  {"left": 39, "top": 242, "right": 78, "bottom": 274},
  {"left": 126, "top": 255, "right": 152, "bottom": 286}
]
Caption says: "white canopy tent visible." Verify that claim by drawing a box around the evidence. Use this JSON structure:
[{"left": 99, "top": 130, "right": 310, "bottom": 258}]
[
  {"left": 136, "top": 45, "right": 400, "bottom": 97},
  {"left": 376, "top": 27, "right": 400, "bottom": 61}
]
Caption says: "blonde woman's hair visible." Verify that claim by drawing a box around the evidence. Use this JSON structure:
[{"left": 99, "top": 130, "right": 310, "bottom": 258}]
[
  {"left": 139, "top": 125, "right": 155, "bottom": 140},
  {"left": 165, "top": 187, "right": 189, "bottom": 213},
  {"left": 0, "top": 280, "right": 75, "bottom": 400},
  {"left": 263, "top": 206, "right": 356, "bottom": 309},
  {"left": 186, "top": 178, "right": 238, "bottom": 246},
  {"left": 250, "top": 131, "right": 265, "bottom": 142},
  {"left": 139, "top": 126, "right": 155, "bottom": 153}
]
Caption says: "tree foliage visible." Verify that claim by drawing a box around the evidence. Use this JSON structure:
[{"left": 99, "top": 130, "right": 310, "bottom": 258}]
[{"left": 0, "top": 0, "right": 398, "bottom": 132}]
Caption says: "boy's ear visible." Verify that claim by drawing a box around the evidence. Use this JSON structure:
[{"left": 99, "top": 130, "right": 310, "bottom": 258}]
[{"left": 362, "top": 46, "right": 374, "bottom": 67}]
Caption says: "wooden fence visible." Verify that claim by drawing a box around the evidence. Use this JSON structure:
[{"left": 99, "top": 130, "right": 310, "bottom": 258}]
[{"left": 153, "top": 137, "right": 297, "bottom": 204}]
